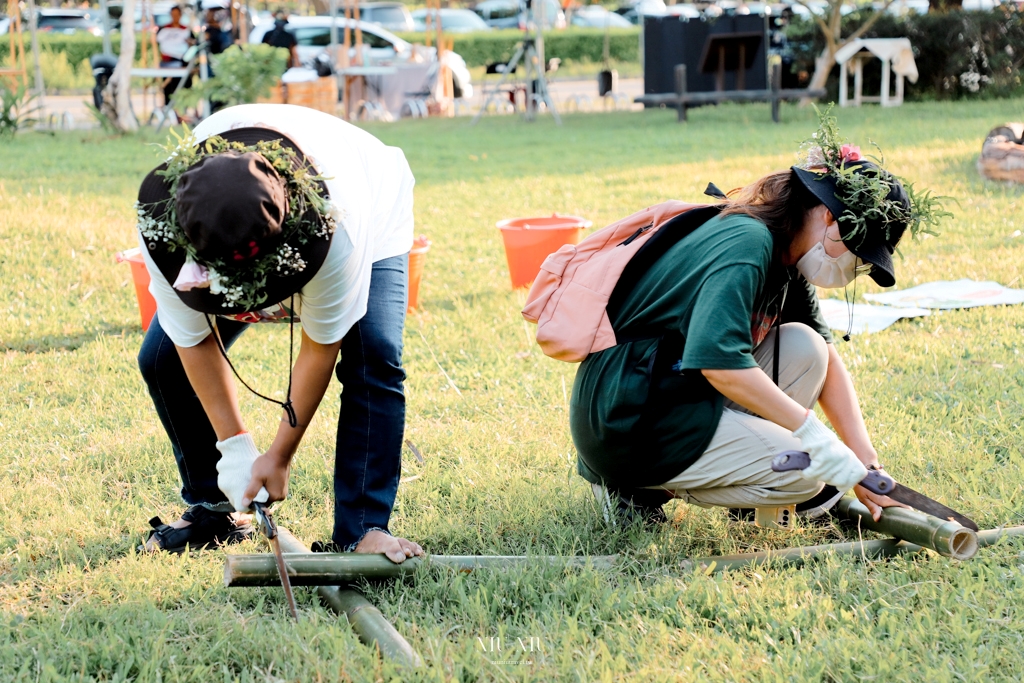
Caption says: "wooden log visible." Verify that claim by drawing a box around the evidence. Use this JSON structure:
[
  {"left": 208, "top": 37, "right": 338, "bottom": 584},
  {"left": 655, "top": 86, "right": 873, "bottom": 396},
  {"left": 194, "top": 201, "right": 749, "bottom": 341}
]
[
  {"left": 977, "top": 123, "right": 1024, "bottom": 184},
  {"left": 674, "top": 64, "right": 687, "bottom": 122},
  {"left": 835, "top": 497, "right": 978, "bottom": 560},
  {"left": 274, "top": 529, "right": 422, "bottom": 668},
  {"left": 635, "top": 88, "right": 827, "bottom": 107}
]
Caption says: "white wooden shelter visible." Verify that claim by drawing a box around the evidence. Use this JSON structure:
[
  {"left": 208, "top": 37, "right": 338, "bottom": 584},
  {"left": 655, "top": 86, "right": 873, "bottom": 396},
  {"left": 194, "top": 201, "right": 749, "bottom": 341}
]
[{"left": 835, "top": 38, "right": 918, "bottom": 107}]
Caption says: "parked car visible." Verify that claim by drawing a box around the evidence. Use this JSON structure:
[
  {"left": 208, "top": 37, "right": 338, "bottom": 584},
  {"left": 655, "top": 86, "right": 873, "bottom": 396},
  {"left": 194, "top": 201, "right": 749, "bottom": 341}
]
[
  {"left": 615, "top": 0, "right": 667, "bottom": 24},
  {"left": 473, "top": 0, "right": 566, "bottom": 30},
  {"left": 36, "top": 9, "right": 104, "bottom": 36},
  {"left": 411, "top": 8, "right": 491, "bottom": 33},
  {"left": 570, "top": 5, "right": 634, "bottom": 28},
  {"left": 662, "top": 4, "right": 703, "bottom": 19},
  {"left": 248, "top": 16, "right": 473, "bottom": 98},
  {"left": 347, "top": 3, "right": 415, "bottom": 33}
]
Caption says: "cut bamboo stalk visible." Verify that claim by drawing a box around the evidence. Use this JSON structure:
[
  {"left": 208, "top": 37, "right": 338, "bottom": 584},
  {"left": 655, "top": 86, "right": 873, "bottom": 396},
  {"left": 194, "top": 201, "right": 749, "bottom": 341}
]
[
  {"left": 224, "top": 553, "right": 617, "bottom": 586},
  {"left": 977, "top": 525, "right": 1024, "bottom": 547},
  {"left": 230, "top": 527, "right": 1024, "bottom": 589},
  {"left": 680, "top": 537, "right": 924, "bottom": 573},
  {"left": 274, "top": 529, "right": 422, "bottom": 668},
  {"left": 835, "top": 497, "right": 978, "bottom": 560}
]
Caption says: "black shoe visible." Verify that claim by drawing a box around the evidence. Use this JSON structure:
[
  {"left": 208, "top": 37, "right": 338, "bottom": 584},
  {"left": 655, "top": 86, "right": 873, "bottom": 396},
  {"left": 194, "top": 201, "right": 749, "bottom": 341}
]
[
  {"left": 310, "top": 540, "right": 346, "bottom": 553},
  {"left": 727, "top": 508, "right": 755, "bottom": 522},
  {"left": 796, "top": 485, "right": 843, "bottom": 518},
  {"left": 140, "top": 505, "right": 254, "bottom": 554},
  {"left": 593, "top": 484, "right": 671, "bottom": 527}
]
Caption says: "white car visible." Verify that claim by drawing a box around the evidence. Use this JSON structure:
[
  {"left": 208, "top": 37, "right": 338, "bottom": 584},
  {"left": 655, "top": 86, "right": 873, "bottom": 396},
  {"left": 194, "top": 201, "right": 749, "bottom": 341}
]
[
  {"left": 249, "top": 16, "right": 473, "bottom": 99},
  {"left": 571, "top": 5, "right": 635, "bottom": 28}
]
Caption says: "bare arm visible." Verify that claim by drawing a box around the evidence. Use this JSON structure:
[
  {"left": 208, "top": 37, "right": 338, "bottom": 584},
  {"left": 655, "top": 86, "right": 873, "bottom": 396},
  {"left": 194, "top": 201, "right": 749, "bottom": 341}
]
[
  {"left": 265, "top": 329, "right": 343, "bottom": 464},
  {"left": 701, "top": 366, "right": 808, "bottom": 430},
  {"left": 243, "top": 329, "right": 342, "bottom": 504},
  {"left": 817, "top": 343, "right": 878, "bottom": 467},
  {"left": 176, "top": 334, "right": 245, "bottom": 440}
]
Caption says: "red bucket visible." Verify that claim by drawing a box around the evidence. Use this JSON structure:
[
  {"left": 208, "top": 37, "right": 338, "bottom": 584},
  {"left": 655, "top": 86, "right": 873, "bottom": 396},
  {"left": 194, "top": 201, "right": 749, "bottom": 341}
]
[
  {"left": 117, "top": 248, "right": 157, "bottom": 331},
  {"left": 497, "top": 214, "right": 592, "bottom": 289}
]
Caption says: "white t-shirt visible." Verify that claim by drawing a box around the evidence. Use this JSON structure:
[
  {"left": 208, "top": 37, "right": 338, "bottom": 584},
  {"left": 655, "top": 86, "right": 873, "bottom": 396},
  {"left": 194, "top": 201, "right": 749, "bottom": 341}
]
[
  {"left": 157, "top": 25, "right": 193, "bottom": 61},
  {"left": 140, "top": 104, "right": 415, "bottom": 347}
]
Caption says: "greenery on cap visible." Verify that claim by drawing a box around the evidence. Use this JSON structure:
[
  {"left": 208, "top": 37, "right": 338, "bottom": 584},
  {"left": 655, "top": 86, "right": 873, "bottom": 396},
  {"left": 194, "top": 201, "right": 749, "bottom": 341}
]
[
  {"left": 136, "top": 126, "right": 336, "bottom": 310},
  {"left": 796, "top": 105, "right": 950, "bottom": 251}
]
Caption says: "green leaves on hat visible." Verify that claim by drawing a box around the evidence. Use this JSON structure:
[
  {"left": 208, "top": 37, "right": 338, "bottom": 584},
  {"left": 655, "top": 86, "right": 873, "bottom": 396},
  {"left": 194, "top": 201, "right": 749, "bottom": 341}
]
[{"left": 796, "top": 105, "right": 950, "bottom": 250}]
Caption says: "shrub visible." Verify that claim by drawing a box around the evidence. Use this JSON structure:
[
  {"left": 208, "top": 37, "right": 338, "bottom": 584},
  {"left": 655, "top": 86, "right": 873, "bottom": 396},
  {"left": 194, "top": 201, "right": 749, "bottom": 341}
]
[
  {"left": 395, "top": 27, "right": 641, "bottom": 67},
  {"left": 786, "top": 7, "right": 1024, "bottom": 100},
  {"left": 174, "top": 44, "right": 289, "bottom": 108}
]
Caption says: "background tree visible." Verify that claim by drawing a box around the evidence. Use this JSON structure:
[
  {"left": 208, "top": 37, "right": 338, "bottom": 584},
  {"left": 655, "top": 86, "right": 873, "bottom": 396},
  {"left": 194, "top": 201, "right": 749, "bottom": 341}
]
[
  {"left": 796, "top": 0, "right": 899, "bottom": 96},
  {"left": 101, "top": 0, "right": 139, "bottom": 132}
]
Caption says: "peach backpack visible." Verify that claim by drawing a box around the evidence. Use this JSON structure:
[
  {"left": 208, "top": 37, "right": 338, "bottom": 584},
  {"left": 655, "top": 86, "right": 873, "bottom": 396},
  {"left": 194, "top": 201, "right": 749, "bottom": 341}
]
[{"left": 522, "top": 201, "right": 722, "bottom": 362}]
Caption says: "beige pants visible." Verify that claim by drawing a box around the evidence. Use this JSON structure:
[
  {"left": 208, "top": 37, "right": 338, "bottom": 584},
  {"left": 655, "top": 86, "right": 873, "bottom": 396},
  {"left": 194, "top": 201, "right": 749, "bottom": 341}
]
[{"left": 649, "top": 323, "right": 829, "bottom": 508}]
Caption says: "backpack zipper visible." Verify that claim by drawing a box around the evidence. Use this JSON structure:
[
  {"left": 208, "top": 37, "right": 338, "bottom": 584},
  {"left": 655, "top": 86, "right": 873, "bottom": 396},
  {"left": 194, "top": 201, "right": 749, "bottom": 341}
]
[{"left": 618, "top": 222, "right": 654, "bottom": 246}]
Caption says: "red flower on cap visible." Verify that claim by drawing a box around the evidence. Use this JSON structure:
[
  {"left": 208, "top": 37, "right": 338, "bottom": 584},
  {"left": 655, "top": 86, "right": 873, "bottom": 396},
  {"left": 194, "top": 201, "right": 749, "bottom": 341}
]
[
  {"left": 840, "top": 144, "right": 862, "bottom": 163},
  {"left": 232, "top": 240, "right": 261, "bottom": 261}
]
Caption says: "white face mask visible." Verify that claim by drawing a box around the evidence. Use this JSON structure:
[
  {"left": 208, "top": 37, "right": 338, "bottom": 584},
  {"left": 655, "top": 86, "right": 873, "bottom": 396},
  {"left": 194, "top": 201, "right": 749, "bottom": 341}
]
[{"left": 795, "top": 232, "right": 863, "bottom": 289}]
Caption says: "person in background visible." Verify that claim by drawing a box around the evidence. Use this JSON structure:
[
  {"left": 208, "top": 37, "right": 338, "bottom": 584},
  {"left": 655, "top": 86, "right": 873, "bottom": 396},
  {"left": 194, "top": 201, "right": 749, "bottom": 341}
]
[
  {"left": 203, "top": 7, "right": 233, "bottom": 55},
  {"left": 261, "top": 10, "right": 300, "bottom": 69},
  {"left": 156, "top": 6, "right": 195, "bottom": 107}
]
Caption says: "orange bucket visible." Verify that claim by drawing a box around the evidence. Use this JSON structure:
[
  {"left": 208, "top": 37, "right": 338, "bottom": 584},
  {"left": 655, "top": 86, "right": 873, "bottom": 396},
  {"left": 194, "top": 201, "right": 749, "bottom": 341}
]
[
  {"left": 497, "top": 214, "right": 592, "bottom": 289},
  {"left": 407, "top": 235, "right": 431, "bottom": 313},
  {"left": 117, "top": 248, "right": 157, "bottom": 331}
]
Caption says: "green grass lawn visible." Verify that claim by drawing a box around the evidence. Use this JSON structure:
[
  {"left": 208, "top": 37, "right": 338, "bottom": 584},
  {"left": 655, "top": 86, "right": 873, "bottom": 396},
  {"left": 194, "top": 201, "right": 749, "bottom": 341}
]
[{"left": 2, "top": 99, "right": 1024, "bottom": 681}]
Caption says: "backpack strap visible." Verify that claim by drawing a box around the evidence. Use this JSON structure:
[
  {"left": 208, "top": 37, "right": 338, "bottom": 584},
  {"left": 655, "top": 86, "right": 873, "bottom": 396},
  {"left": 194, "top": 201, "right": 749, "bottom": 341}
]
[{"left": 607, "top": 205, "right": 723, "bottom": 324}]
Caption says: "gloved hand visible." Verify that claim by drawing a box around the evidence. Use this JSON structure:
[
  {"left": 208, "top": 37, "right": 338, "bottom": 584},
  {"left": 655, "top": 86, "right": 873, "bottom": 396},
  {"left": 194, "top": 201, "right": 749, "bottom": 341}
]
[
  {"left": 215, "top": 432, "right": 270, "bottom": 512},
  {"left": 792, "top": 412, "right": 867, "bottom": 493}
]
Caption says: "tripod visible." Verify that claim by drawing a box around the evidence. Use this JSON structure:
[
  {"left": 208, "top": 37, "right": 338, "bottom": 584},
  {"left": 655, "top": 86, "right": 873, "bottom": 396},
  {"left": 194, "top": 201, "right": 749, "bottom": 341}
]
[{"left": 472, "top": 35, "right": 560, "bottom": 125}]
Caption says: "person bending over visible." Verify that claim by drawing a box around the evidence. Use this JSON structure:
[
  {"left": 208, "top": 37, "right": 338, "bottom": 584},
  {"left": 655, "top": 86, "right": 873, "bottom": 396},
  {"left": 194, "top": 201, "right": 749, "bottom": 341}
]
[{"left": 136, "top": 103, "right": 422, "bottom": 563}]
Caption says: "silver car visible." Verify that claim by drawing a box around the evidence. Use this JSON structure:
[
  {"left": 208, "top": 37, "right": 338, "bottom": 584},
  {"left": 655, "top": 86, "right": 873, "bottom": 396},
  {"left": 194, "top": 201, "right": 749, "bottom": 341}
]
[{"left": 248, "top": 16, "right": 474, "bottom": 99}]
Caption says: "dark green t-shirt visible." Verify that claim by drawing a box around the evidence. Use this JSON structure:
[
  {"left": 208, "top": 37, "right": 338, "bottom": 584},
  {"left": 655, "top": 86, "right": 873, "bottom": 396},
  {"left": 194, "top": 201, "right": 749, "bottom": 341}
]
[{"left": 569, "top": 213, "right": 833, "bottom": 488}]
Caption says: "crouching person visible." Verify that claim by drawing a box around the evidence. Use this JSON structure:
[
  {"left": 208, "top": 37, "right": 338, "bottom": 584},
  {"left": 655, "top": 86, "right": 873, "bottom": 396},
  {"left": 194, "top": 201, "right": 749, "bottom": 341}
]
[
  {"left": 136, "top": 104, "right": 422, "bottom": 563},
  {"left": 568, "top": 117, "right": 943, "bottom": 526}
]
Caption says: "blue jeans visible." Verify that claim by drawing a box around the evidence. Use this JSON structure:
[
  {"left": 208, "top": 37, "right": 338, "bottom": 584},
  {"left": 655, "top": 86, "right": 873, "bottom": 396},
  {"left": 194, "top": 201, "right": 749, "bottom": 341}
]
[{"left": 138, "top": 254, "right": 409, "bottom": 549}]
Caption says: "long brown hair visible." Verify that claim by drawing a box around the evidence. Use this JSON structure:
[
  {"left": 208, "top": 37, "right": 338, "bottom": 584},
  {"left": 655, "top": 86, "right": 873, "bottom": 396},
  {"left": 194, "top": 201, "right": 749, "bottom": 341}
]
[{"left": 718, "top": 169, "right": 822, "bottom": 249}]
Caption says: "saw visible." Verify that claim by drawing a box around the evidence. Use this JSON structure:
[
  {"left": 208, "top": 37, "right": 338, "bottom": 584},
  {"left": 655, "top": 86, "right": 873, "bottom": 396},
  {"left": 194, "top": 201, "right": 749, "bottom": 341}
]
[
  {"left": 771, "top": 450, "right": 978, "bottom": 531},
  {"left": 252, "top": 501, "right": 300, "bottom": 620}
]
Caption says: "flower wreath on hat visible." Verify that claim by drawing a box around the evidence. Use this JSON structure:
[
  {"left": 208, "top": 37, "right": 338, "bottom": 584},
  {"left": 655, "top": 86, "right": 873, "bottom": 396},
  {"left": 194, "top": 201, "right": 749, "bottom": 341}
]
[
  {"left": 135, "top": 127, "right": 337, "bottom": 311},
  {"left": 795, "top": 105, "right": 949, "bottom": 253}
]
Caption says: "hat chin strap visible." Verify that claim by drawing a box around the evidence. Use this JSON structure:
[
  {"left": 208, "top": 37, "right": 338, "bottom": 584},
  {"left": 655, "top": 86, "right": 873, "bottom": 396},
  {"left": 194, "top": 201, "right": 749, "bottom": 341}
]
[{"left": 203, "top": 294, "right": 299, "bottom": 428}]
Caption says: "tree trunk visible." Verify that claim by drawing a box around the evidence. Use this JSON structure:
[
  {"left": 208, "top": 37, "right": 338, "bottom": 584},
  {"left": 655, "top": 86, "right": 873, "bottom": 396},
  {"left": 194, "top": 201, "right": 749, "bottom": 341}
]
[
  {"left": 102, "top": 0, "right": 139, "bottom": 132},
  {"left": 807, "top": 48, "right": 835, "bottom": 93}
]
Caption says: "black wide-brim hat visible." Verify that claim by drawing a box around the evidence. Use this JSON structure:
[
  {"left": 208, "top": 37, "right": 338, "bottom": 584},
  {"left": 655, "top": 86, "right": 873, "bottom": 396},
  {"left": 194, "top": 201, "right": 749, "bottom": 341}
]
[
  {"left": 792, "top": 162, "right": 910, "bottom": 288},
  {"left": 137, "top": 127, "right": 332, "bottom": 315}
]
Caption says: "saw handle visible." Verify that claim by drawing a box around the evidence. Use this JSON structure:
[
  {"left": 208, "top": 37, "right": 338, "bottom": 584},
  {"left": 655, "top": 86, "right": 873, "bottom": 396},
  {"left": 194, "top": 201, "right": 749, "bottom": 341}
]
[
  {"left": 770, "top": 450, "right": 897, "bottom": 496},
  {"left": 252, "top": 501, "right": 277, "bottom": 540}
]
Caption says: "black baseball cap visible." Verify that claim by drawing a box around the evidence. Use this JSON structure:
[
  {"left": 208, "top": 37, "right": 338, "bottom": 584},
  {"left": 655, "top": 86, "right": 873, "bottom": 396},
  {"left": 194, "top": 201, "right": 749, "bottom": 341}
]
[{"left": 791, "top": 161, "right": 910, "bottom": 288}]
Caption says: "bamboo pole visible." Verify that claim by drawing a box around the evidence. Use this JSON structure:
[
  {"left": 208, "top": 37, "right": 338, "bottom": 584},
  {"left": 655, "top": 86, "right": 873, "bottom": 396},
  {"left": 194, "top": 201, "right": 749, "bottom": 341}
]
[
  {"left": 225, "top": 552, "right": 617, "bottom": 586},
  {"left": 274, "top": 529, "right": 422, "bottom": 668},
  {"left": 835, "top": 497, "right": 978, "bottom": 560},
  {"left": 230, "top": 526, "right": 1024, "bottom": 587}
]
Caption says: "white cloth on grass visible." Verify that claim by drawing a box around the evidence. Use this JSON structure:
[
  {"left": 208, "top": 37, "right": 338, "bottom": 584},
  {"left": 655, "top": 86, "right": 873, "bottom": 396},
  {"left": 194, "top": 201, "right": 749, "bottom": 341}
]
[
  {"left": 817, "top": 298, "right": 931, "bottom": 335},
  {"left": 864, "top": 279, "right": 1024, "bottom": 310},
  {"left": 139, "top": 104, "right": 415, "bottom": 347}
]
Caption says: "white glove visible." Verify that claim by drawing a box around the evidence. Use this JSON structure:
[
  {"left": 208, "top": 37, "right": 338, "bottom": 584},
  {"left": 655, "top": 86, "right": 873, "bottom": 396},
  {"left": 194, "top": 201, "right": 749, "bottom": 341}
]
[
  {"left": 792, "top": 412, "right": 867, "bottom": 493},
  {"left": 215, "top": 432, "right": 269, "bottom": 512}
]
